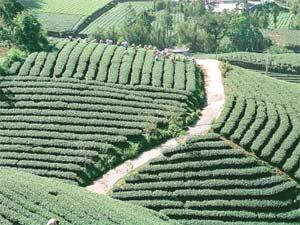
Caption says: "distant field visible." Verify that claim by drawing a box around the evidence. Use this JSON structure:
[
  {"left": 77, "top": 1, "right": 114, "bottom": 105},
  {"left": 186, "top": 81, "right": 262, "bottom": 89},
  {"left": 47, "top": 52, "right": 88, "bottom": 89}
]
[
  {"left": 193, "top": 51, "right": 300, "bottom": 82},
  {"left": 20, "top": 0, "right": 110, "bottom": 15},
  {"left": 257, "top": 70, "right": 300, "bottom": 83},
  {"left": 19, "top": 0, "right": 111, "bottom": 32},
  {"left": 81, "top": 1, "right": 153, "bottom": 35},
  {"left": 263, "top": 29, "right": 300, "bottom": 48},
  {"left": 268, "top": 12, "right": 294, "bottom": 29}
]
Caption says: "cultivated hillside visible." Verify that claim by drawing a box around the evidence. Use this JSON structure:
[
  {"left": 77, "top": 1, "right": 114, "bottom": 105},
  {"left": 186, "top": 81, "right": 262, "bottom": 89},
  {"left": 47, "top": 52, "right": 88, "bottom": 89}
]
[
  {"left": 111, "top": 67, "right": 300, "bottom": 224},
  {"left": 0, "top": 169, "right": 176, "bottom": 225},
  {"left": 213, "top": 67, "right": 300, "bottom": 182},
  {"left": 111, "top": 133, "right": 300, "bottom": 224},
  {"left": 1, "top": 41, "right": 203, "bottom": 185}
]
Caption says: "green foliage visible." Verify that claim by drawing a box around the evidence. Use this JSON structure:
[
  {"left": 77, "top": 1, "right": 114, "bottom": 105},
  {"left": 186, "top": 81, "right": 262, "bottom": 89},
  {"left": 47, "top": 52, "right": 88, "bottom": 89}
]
[
  {"left": 111, "top": 135, "right": 300, "bottom": 223},
  {"left": 0, "top": 47, "right": 26, "bottom": 71},
  {"left": 1, "top": 42, "right": 204, "bottom": 185},
  {"left": 0, "top": 0, "right": 23, "bottom": 25},
  {"left": 123, "top": 11, "right": 153, "bottom": 46},
  {"left": 217, "top": 52, "right": 300, "bottom": 77},
  {"left": 227, "top": 15, "right": 271, "bottom": 51},
  {"left": 289, "top": 0, "right": 300, "bottom": 15},
  {"left": 290, "top": 14, "right": 300, "bottom": 29},
  {"left": 0, "top": 169, "right": 176, "bottom": 225},
  {"left": 11, "top": 11, "right": 49, "bottom": 52},
  {"left": 81, "top": 1, "right": 152, "bottom": 36},
  {"left": 215, "top": 67, "right": 300, "bottom": 183}
]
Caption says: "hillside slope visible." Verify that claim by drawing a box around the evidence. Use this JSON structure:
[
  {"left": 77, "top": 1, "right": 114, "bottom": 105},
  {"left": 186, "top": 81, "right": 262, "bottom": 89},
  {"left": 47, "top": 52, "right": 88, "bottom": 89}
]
[
  {"left": 111, "top": 67, "right": 300, "bottom": 224},
  {"left": 0, "top": 169, "right": 176, "bottom": 225},
  {"left": 213, "top": 67, "right": 300, "bottom": 182},
  {"left": 1, "top": 41, "right": 203, "bottom": 185},
  {"left": 111, "top": 133, "right": 300, "bottom": 224},
  {"left": 10, "top": 41, "right": 199, "bottom": 92}
]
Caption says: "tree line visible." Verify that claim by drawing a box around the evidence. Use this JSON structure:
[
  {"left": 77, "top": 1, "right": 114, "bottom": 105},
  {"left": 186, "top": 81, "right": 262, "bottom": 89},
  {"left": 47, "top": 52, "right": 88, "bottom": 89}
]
[{"left": 90, "top": 0, "right": 300, "bottom": 53}]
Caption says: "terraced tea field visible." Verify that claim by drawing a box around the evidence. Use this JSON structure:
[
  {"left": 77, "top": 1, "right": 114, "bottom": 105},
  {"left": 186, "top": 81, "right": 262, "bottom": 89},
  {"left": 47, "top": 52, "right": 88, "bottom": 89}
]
[
  {"left": 81, "top": 1, "right": 153, "bottom": 35},
  {"left": 0, "top": 169, "right": 176, "bottom": 225},
  {"left": 268, "top": 12, "right": 294, "bottom": 29},
  {"left": 257, "top": 71, "right": 300, "bottom": 83},
  {"left": 19, "top": 0, "right": 112, "bottom": 33},
  {"left": 111, "top": 67, "right": 300, "bottom": 224},
  {"left": 213, "top": 67, "right": 300, "bottom": 182},
  {"left": 2, "top": 41, "right": 203, "bottom": 185},
  {"left": 112, "top": 134, "right": 300, "bottom": 224},
  {"left": 10, "top": 41, "right": 200, "bottom": 91},
  {"left": 217, "top": 52, "right": 300, "bottom": 82},
  {"left": 152, "top": 11, "right": 184, "bottom": 34}
]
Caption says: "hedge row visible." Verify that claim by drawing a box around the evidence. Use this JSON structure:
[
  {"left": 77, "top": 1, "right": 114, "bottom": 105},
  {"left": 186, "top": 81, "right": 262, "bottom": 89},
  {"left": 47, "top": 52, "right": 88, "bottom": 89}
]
[
  {"left": 107, "top": 46, "right": 125, "bottom": 83},
  {"left": 213, "top": 67, "right": 300, "bottom": 182},
  {"left": 12, "top": 41, "right": 201, "bottom": 93},
  {"left": 119, "top": 48, "right": 136, "bottom": 84},
  {"left": 62, "top": 42, "right": 87, "bottom": 78},
  {"left": 52, "top": 41, "right": 78, "bottom": 78},
  {"left": 85, "top": 44, "right": 107, "bottom": 80},
  {"left": 131, "top": 48, "right": 146, "bottom": 85},
  {"left": 96, "top": 45, "right": 117, "bottom": 82},
  {"left": 0, "top": 170, "right": 176, "bottom": 225},
  {"left": 112, "top": 130, "right": 299, "bottom": 223},
  {"left": 74, "top": 43, "right": 98, "bottom": 79}
]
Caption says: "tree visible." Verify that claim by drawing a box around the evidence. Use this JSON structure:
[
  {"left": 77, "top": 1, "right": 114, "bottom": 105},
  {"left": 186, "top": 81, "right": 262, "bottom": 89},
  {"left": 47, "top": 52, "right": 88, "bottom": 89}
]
[
  {"left": 150, "top": 10, "right": 176, "bottom": 48},
  {"left": 0, "top": 0, "right": 23, "bottom": 25},
  {"left": 182, "top": 1, "right": 206, "bottom": 19},
  {"left": 270, "top": 3, "right": 280, "bottom": 28},
  {"left": 91, "top": 26, "right": 121, "bottom": 42},
  {"left": 198, "top": 13, "right": 229, "bottom": 53},
  {"left": 227, "top": 15, "right": 270, "bottom": 52},
  {"left": 123, "top": 12, "right": 152, "bottom": 45},
  {"left": 253, "top": 3, "right": 271, "bottom": 29},
  {"left": 11, "top": 11, "right": 48, "bottom": 52},
  {"left": 176, "top": 20, "right": 210, "bottom": 52}
]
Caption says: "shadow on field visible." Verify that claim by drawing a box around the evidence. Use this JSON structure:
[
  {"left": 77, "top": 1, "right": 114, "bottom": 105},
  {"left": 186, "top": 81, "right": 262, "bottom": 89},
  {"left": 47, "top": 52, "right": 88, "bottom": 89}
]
[
  {"left": 0, "top": 88, "right": 15, "bottom": 107},
  {"left": 19, "top": 0, "right": 44, "bottom": 9}
]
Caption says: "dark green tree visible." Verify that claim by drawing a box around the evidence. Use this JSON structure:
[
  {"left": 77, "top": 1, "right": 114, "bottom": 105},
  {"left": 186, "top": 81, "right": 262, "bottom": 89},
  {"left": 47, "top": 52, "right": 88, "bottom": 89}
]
[
  {"left": 176, "top": 20, "right": 210, "bottom": 52},
  {"left": 270, "top": 3, "right": 280, "bottom": 28},
  {"left": 11, "top": 11, "right": 48, "bottom": 52},
  {"left": 123, "top": 12, "right": 152, "bottom": 45},
  {"left": 0, "top": 0, "right": 23, "bottom": 25},
  {"left": 198, "top": 13, "right": 229, "bottom": 53},
  {"left": 227, "top": 15, "right": 270, "bottom": 51},
  {"left": 150, "top": 10, "right": 175, "bottom": 48},
  {"left": 182, "top": 0, "right": 206, "bottom": 19}
]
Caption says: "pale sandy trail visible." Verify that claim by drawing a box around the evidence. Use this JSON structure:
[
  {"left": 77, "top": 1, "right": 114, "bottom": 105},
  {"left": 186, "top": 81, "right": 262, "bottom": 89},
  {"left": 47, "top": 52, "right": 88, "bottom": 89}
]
[{"left": 86, "top": 59, "right": 225, "bottom": 194}]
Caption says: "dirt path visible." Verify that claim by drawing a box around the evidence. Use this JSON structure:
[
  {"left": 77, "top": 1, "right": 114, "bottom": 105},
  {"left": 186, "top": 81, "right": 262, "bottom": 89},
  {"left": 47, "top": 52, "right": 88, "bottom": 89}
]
[{"left": 86, "top": 59, "right": 225, "bottom": 194}]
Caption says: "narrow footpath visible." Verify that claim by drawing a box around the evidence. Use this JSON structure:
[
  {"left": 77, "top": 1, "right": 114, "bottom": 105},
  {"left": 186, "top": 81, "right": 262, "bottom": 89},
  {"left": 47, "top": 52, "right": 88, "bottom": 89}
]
[{"left": 86, "top": 59, "right": 225, "bottom": 195}]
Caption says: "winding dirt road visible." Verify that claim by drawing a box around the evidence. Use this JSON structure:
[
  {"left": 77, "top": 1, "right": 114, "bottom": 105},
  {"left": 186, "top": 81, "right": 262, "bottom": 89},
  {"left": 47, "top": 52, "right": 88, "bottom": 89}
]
[{"left": 86, "top": 59, "right": 225, "bottom": 194}]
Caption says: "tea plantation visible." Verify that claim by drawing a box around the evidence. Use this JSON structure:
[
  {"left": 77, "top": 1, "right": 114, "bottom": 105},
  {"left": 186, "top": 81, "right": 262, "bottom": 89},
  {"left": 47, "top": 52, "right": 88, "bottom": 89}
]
[
  {"left": 111, "top": 67, "right": 300, "bottom": 224},
  {"left": 0, "top": 169, "right": 176, "bottom": 225},
  {"left": 19, "top": 0, "right": 112, "bottom": 33},
  {"left": 219, "top": 52, "right": 300, "bottom": 82},
  {"left": 2, "top": 41, "right": 203, "bottom": 185},
  {"left": 112, "top": 133, "right": 300, "bottom": 224},
  {"left": 213, "top": 67, "right": 300, "bottom": 182}
]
